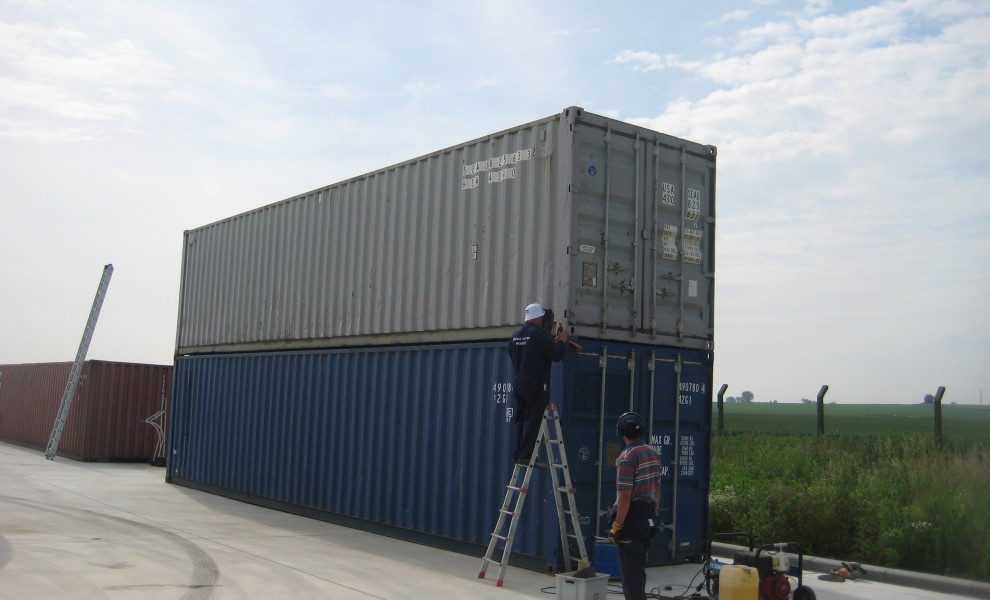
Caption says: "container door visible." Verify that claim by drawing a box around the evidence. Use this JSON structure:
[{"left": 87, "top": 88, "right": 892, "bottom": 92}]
[
  {"left": 571, "top": 125, "right": 643, "bottom": 335},
  {"left": 562, "top": 343, "right": 640, "bottom": 544},
  {"left": 560, "top": 341, "right": 711, "bottom": 566},
  {"left": 569, "top": 114, "right": 715, "bottom": 349},
  {"left": 644, "top": 349, "right": 713, "bottom": 563},
  {"left": 645, "top": 142, "right": 716, "bottom": 348}
]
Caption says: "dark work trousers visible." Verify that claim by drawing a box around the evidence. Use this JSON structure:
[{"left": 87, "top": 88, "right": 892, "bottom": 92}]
[
  {"left": 513, "top": 391, "right": 548, "bottom": 462},
  {"left": 615, "top": 501, "right": 656, "bottom": 600}
]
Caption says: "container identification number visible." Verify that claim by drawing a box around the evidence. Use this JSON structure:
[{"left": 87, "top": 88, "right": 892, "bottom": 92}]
[
  {"left": 679, "top": 381, "right": 706, "bottom": 405},
  {"left": 462, "top": 147, "right": 535, "bottom": 190},
  {"left": 686, "top": 188, "right": 702, "bottom": 221},
  {"left": 493, "top": 382, "right": 513, "bottom": 404}
]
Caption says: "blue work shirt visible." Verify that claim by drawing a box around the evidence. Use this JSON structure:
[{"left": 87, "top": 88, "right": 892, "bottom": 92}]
[{"left": 506, "top": 321, "right": 567, "bottom": 401}]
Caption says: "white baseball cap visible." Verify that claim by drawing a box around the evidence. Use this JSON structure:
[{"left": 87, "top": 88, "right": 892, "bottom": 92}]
[{"left": 524, "top": 303, "right": 545, "bottom": 321}]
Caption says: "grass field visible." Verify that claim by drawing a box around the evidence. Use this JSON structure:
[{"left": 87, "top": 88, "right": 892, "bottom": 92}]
[
  {"left": 708, "top": 403, "right": 990, "bottom": 582},
  {"left": 712, "top": 402, "right": 990, "bottom": 445}
]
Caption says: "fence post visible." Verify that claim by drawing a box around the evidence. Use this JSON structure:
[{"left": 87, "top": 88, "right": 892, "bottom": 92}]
[
  {"left": 934, "top": 386, "right": 946, "bottom": 448},
  {"left": 816, "top": 385, "right": 829, "bottom": 435},
  {"left": 717, "top": 384, "right": 728, "bottom": 433}
]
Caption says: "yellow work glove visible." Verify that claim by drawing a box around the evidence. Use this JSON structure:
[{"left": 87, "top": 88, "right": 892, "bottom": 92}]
[{"left": 608, "top": 521, "right": 623, "bottom": 544}]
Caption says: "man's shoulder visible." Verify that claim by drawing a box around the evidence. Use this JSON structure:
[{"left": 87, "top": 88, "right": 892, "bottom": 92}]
[
  {"left": 511, "top": 322, "right": 545, "bottom": 338},
  {"left": 627, "top": 441, "right": 659, "bottom": 459},
  {"left": 509, "top": 323, "right": 531, "bottom": 340}
]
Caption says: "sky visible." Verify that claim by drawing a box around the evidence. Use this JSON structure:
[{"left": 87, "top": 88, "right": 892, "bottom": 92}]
[{"left": 1, "top": 0, "right": 987, "bottom": 405}]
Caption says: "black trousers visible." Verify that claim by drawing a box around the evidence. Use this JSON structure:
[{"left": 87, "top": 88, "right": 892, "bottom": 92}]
[
  {"left": 614, "top": 501, "right": 656, "bottom": 600},
  {"left": 512, "top": 392, "right": 547, "bottom": 461},
  {"left": 615, "top": 536, "right": 650, "bottom": 600}
]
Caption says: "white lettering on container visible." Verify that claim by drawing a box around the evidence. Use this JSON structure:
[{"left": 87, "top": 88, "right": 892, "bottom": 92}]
[
  {"left": 686, "top": 188, "right": 701, "bottom": 221},
  {"left": 662, "top": 182, "right": 676, "bottom": 207},
  {"left": 683, "top": 227, "right": 703, "bottom": 264},
  {"left": 487, "top": 167, "right": 516, "bottom": 184},
  {"left": 461, "top": 147, "right": 535, "bottom": 191},
  {"left": 662, "top": 224, "right": 678, "bottom": 261},
  {"left": 680, "top": 435, "right": 696, "bottom": 476},
  {"left": 493, "top": 381, "right": 513, "bottom": 404}
]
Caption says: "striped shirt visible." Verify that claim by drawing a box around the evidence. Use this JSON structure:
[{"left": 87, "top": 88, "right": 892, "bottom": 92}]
[{"left": 616, "top": 441, "right": 661, "bottom": 503}]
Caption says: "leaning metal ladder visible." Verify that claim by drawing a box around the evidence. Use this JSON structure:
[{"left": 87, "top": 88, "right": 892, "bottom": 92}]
[
  {"left": 478, "top": 403, "right": 588, "bottom": 586},
  {"left": 45, "top": 264, "right": 114, "bottom": 460}
]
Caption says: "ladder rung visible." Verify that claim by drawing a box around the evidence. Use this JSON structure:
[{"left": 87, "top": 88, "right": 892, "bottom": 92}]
[
  {"left": 499, "top": 509, "right": 515, "bottom": 516},
  {"left": 481, "top": 556, "right": 503, "bottom": 565},
  {"left": 490, "top": 533, "right": 508, "bottom": 541}
]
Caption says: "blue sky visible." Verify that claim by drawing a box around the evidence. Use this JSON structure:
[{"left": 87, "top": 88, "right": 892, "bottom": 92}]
[{"left": 1, "top": 0, "right": 988, "bottom": 405}]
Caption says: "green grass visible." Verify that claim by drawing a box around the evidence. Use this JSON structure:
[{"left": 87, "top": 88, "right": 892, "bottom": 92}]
[
  {"left": 712, "top": 402, "right": 990, "bottom": 444},
  {"left": 708, "top": 403, "right": 990, "bottom": 582}
]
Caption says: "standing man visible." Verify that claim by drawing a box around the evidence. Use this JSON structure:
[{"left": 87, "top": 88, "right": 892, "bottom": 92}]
[
  {"left": 506, "top": 302, "right": 569, "bottom": 466},
  {"left": 608, "top": 412, "right": 661, "bottom": 600}
]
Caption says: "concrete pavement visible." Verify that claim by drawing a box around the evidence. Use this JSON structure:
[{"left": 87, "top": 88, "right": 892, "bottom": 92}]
[{"left": 1, "top": 441, "right": 985, "bottom": 599}]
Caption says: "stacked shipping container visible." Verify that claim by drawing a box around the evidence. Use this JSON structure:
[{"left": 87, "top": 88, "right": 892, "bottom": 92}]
[
  {"left": 0, "top": 361, "right": 171, "bottom": 462},
  {"left": 168, "top": 107, "right": 716, "bottom": 571}
]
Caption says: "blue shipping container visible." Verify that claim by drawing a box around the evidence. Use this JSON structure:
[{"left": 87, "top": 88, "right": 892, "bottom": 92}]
[{"left": 167, "top": 339, "right": 711, "bottom": 571}]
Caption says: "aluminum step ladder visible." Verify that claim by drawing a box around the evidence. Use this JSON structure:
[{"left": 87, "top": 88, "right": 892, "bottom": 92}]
[
  {"left": 478, "top": 403, "right": 588, "bottom": 586},
  {"left": 45, "top": 264, "right": 114, "bottom": 460}
]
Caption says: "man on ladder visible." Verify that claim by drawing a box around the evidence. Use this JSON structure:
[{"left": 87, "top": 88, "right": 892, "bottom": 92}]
[
  {"left": 479, "top": 302, "right": 585, "bottom": 587},
  {"left": 506, "top": 302, "right": 569, "bottom": 466}
]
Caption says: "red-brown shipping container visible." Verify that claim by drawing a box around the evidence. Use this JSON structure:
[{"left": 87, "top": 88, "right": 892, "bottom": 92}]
[{"left": 0, "top": 360, "right": 171, "bottom": 462}]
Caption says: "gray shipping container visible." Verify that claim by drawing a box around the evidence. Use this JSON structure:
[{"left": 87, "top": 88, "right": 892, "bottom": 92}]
[{"left": 176, "top": 107, "right": 716, "bottom": 355}]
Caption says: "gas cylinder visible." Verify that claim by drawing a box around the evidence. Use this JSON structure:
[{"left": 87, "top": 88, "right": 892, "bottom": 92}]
[{"left": 718, "top": 565, "right": 758, "bottom": 600}]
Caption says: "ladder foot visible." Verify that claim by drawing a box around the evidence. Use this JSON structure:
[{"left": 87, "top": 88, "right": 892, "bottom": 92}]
[{"left": 496, "top": 579, "right": 504, "bottom": 587}]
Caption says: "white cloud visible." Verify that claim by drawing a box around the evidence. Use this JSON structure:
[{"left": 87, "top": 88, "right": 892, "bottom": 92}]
[
  {"left": 709, "top": 9, "right": 752, "bottom": 26},
  {"left": 317, "top": 82, "right": 363, "bottom": 103},
  {"left": 634, "top": 3, "right": 990, "bottom": 168},
  {"left": 404, "top": 80, "right": 443, "bottom": 99},
  {"left": 470, "top": 77, "right": 502, "bottom": 90},
  {"left": 610, "top": 50, "right": 697, "bottom": 72},
  {"left": 0, "top": 21, "right": 170, "bottom": 142},
  {"left": 620, "top": 0, "right": 990, "bottom": 403}
]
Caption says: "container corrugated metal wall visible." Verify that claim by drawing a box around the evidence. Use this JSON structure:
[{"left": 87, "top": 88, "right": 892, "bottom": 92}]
[
  {"left": 167, "top": 341, "right": 711, "bottom": 570},
  {"left": 0, "top": 362, "right": 71, "bottom": 451},
  {"left": 0, "top": 361, "right": 172, "bottom": 461},
  {"left": 175, "top": 107, "right": 716, "bottom": 355}
]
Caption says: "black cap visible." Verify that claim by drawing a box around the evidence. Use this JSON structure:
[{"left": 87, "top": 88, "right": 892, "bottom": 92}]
[{"left": 616, "top": 412, "right": 643, "bottom": 439}]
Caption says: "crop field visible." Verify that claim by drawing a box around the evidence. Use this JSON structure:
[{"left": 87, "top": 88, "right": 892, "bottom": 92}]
[{"left": 708, "top": 403, "right": 990, "bottom": 582}]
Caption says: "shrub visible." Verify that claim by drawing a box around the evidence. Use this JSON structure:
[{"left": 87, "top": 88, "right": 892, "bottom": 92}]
[{"left": 709, "top": 433, "right": 990, "bottom": 582}]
